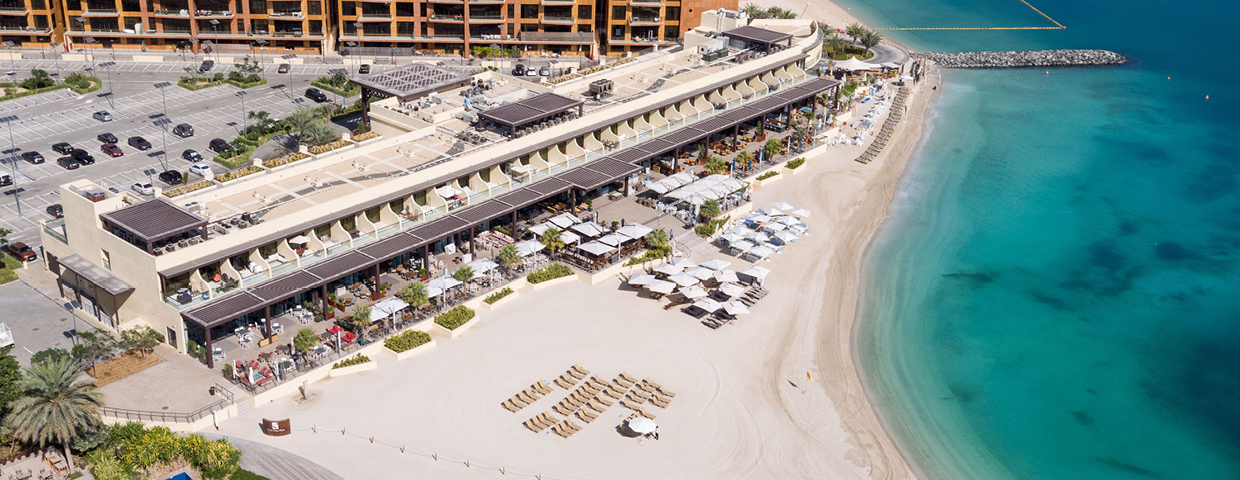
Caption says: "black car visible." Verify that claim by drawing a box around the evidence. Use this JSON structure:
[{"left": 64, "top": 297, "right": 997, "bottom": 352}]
[
  {"left": 199, "top": 60, "right": 215, "bottom": 73},
  {"left": 158, "top": 170, "right": 183, "bottom": 186},
  {"left": 173, "top": 123, "right": 194, "bottom": 138},
  {"left": 52, "top": 142, "right": 73, "bottom": 155},
  {"left": 305, "top": 88, "right": 328, "bottom": 103},
  {"left": 209, "top": 138, "right": 233, "bottom": 155},
  {"left": 512, "top": 64, "right": 526, "bottom": 76},
  {"left": 358, "top": 64, "right": 371, "bottom": 74},
  {"left": 128, "top": 136, "right": 153, "bottom": 151},
  {"left": 56, "top": 157, "right": 79, "bottom": 170},
  {"left": 20, "top": 151, "right": 44, "bottom": 164},
  {"left": 46, "top": 204, "right": 62, "bottom": 218},
  {"left": 278, "top": 63, "right": 290, "bottom": 74},
  {"left": 182, "top": 149, "right": 204, "bottom": 162},
  {"left": 71, "top": 149, "right": 95, "bottom": 165},
  {"left": 97, "top": 132, "right": 118, "bottom": 144}
]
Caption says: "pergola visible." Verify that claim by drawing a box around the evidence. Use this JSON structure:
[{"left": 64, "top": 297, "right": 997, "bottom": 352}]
[
  {"left": 351, "top": 62, "right": 473, "bottom": 125},
  {"left": 723, "top": 26, "right": 795, "bottom": 54},
  {"left": 479, "top": 92, "right": 584, "bottom": 136}
]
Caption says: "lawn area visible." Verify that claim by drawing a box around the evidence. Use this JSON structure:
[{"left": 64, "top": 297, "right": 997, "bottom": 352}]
[
  {"left": 825, "top": 45, "right": 875, "bottom": 61},
  {"left": 89, "top": 350, "right": 165, "bottom": 387},
  {"left": 0, "top": 255, "right": 21, "bottom": 285}
]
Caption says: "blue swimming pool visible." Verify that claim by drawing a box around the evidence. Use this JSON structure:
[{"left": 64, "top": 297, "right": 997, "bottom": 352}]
[{"left": 165, "top": 473, "right": 191, "bottom": 480}]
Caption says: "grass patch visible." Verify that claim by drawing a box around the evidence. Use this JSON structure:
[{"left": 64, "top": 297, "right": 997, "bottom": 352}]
[
  {"left": 0, "top": 255, "right": 20, "bottom": 285},
  {"left": 178, "top": 78, "right": 225, "bottom": 91},
  {"left": 527, "top": 263, "right": 573, "bottom": 284},
  {"left": 624, "top": 250, "right": 664, "bottom": 266},
  {"left": 87, "top": 350, "right": 164, "bottom": 387},
  {"left": 434, "top": 306, "right": 476, "bottom": 330},
  {"left": 483, "top": 287, "right": 513, "bottom": 305},
  {"left": 384, "top": 330, "right": 432, "bottom": 353},
  {"left": 226, "top": 78, "right": 267, "bottom": 89},
  {"left": 0, "top": 77, "right": 100, "bottom": 101},
  {"left": 312, "top": 78, "right": 361, "bottom": 97},
  {"left": 825, "top": 45, "right": 875, "bottom": 61},
  {"left": 756, "top": 171, "right": 779, "bottom": 181},
  {"left": 332, "top": 353, "right": 371, "bottom": 369}
]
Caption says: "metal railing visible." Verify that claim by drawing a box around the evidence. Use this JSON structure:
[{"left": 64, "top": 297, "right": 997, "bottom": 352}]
[{"left": 101, "top": 383, "right": 234, "bottom": 424}]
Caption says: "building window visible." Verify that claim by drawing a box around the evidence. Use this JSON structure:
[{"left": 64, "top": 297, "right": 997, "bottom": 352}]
[
  {"left": 520, "top": 4, "right": 535, "bottom": 18},
  {"left": 420, "top": 3, "right": 427, "bottom": 16},
  {"left": 310, "top": 19, "right": 322, "bottom": 34},
  {"left": 665, "top": 6, "right": 679, "bottom": 19},
  {"left": 101, "top": 250, "right": 111, "bottom": 270},
  {"left": 507, "top": 4, "right": 513, "bottom": 17},
  {"left": 611, "top": 6, "right": 624, "bottom": 20},
  {"left": 665, "top": 25, "right": 676, "bottom": 39},
  {"left": 342, "top": 1, "right": 354, "bottom": 15},
  {"left": 578, "top": 24, "right": 591, "bottom": 32},
  {"left": 32, "top": 0, "right": 46, "bottom": 9},
  {"left": 395, "top": 2, "right": 412, "bottom": 16},
  {"left": 577, "top": 4, "right": 590, "bottom": 19},
  {"left": 308, "top": 1, "right": 320, "bottom": 15}
]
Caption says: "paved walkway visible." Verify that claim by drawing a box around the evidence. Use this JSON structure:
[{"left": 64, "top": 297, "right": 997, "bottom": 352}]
[{"left": 207, "top": 435, "right": 344, "bottom": 480}]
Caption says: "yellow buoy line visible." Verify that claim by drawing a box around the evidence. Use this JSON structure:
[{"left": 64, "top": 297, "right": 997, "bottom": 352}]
[{"left": 875, "top": 0, "right": 1065, "bottom": 32}]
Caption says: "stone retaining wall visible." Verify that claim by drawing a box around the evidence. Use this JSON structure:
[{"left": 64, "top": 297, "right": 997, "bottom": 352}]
[{"left": 912, "top": 49, "right": 1126, "bottom": 69}]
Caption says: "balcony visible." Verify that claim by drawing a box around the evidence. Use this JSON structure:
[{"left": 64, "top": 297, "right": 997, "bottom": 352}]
[
  {"left": 0, "top": 7, "right": 29, "bottom": 15},
  {"left": 356, "top": 13, "right": 392, "bottom": 20},
  {"left": 427, "top": 0, "right": 463, "bottom": 3},
  {"left": 609, "top": 36, "right": 675, "bottom": 45},
  {"left": 628, "top": 16, "right": 661, "bottom": 25},
  {"left": 518, "top": 31, "right": 592, "bottom": 43},
  {"left": 470, "top": 0, "right": 505, "bottom": 3},
  {"left": 469, "top": 14, "right": 504, "bottom": 22},
  {"left": 428, "top": 14, "right": 464, "bottom": 22},
  {"left": 80, "top": 8, "right": 119, "bottom": 16},
  {"left": 268, "top": 10, "right": 304, "bottom": 18},
  {"left": 541, "top": 15, "right": 575, "bottom": 24},
  {"left": 150, "top": 8, "right": 191, "bottom": 16},
  {"left": 357, "top": 0, "right": 392, "bottom": 2},
  {"left": 194, "top": 9, "right": 234, "bottom": 18},
  {"left": 629, "top": 0, "right": 663, "bottom": 5},
  {"left": 540, "top": 0, "right": 576, "bottom": 4},
  {"left": 0, "top": 25, "right": 51, "bottom": 33}
]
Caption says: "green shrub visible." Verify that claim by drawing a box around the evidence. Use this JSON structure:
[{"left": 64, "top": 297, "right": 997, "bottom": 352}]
[
  {"left": 484, "top": 287, "right": 513, "bottom": 304},
  {"left": 491, "top": 225, "right": 511, "bottom": 236},
  {"left": 332, "top": 353, "right": 371, "bottom": 368},
  {"left": 624, "top": 250, "right": 664, "bottom": 266},
  {"left": 434, "top": 305, "right": 476, "bottom": 330},
  {"left": 527, "top": 263, "right": 573, "bottom": 284},
  {"left": 229, "top": 470, "right": 272, "bottom": 480},
  {"left": 786, "top": 157, "right": 806, "bottom": 169},
  {"left": 756, "top": 171, "right": 780, "bottom": 181},
  {"left": 384, "top": 330, "right": 432, "bottom": 352},
  {"left": 90, "top": 457, "right": 133, "bottom": 480}
]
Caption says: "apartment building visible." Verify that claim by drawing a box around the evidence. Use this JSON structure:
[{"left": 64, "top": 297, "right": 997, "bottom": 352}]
[
  {"left": 335, "top": 0, "right": 596, "bottom": 58},
  {"left": 0, "top": 0, "right": 57, "bottom": 45},
  {"left": 57, "top": 0, "right": 330, "bottom": 53},
  {"left": 40, "top": 19, "right": 830, "bottom": 369},
  {"left": 599, "top": 0, "right": 735, "bottom": 55}
]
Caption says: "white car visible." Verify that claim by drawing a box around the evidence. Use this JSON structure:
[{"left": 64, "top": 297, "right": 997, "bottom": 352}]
[
  {"left": 132, "top": 182, "right": 154, "bottom": 195},
  {"left": 189, "top": 163, "right": 213, "bottom": 177}
]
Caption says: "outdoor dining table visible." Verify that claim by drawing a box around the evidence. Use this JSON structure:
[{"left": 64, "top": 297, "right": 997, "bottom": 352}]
[{"left": 259, "top": 352, "right": 273, "bottom": 360}]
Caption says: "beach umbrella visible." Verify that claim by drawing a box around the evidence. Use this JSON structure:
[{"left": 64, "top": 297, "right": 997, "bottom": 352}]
[
  {"left": 749, "top": 214, "right": 772, "bottom": 224},
  {"left": 713, "top": 270, "right": 740, "bottom": 284},
  {"left": 427, "top": 285, "right": 445, "bottom": 298},
  {"left": 763, "top": 223, "right": 788, "bottom": 233},
  {"left": 772, "top": 202, "right": 795, "bottom": 211},
  {"left": 791, "top": 208, "right": 811, "bottom": 218},
  {"left": 722, "top": 301, "right": 751, "bottom": 316},
  {"left": 647, "top": 280, "right": 676, "bottom": 295},
  {"left": 747, "top": 244, "right": 777, "bottom": 260},
  {"left": 692, "top": 298, "right": 722, "bottom": 313},
  {"left": 699, "top": 258, "right": 731, "bottom": 270},
  {"left": 629, "top": 273, "right": 657, "bottom": 286},
  {"left": 578, "top": 241, "right": 613, "bottom": 256},
  {"left": 559, "top": 230, "right": 581, "bottom": 245},
  {"left": 371, "top": 297, "right": 409, "bottom": 322},
  {"left": 718, "top": 282, "right": 745, "bottom": 298},
  {"left": 672, "top": 257, "right": 697, "bottom": 268},
  {"left": 730, "top": 240, "right": 756, "bottom": 255},
  {"left": 718, "top": 232, "right": 744, "bottom": 245},
  {"left": 288, "top": 235, "right": 311, "bottom": 245},
  {"left": 653, "top": 264, "right": 683, "bottom": 276},
  {"left": 549, "top": 213, "right": 579, "bottom": 229},
  {"left": 516, "top": 240, "right": 545, "bottom": 256},
  {"left": 777, "top": 216, "right": 801, "bottom": 226},
  {"left": 678, "top": 285, "right": 708, "bottom": 299},
  {"left": 742, "top": 264, "right": 771, "bottom": 281},
  {"left": 684, "top": 266, "right": 715, "bottom": 280},
  {"left": 627, "top": 417, "right": 657, "bottom": 435},
  {"left": 596, "top": 233, "right": 627, "bottom": 247},
  {"left": 616, "top": 223, "right": 653, "bottom": 239},
  {"left": 749, "top": 232, "right": 771, "bottom": 243},
  {"left": 428, "top": 275, "right": 463, "bottom": 291},
  {"left": 667, "top": 273, "right": 700, "bottom": 287},
  {"left": 835, "top": 57, "right": 878, "bottom": 71},
  {"left": 467, "top": 259, "right": 499, "bottom": 274},
  {"left": 570, "top": 222, "right": 606, "bottom": 238},
  {"left": 726, "top": 226, "right": 755, "bottom": 237},
  {"left": 774, "top": 231, "right": 798, "bottom": 244}
]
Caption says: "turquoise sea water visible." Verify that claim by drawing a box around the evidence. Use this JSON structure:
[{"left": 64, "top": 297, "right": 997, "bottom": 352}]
[{"left": 839, "top": 0, "right": 1240, "bottom": 479}]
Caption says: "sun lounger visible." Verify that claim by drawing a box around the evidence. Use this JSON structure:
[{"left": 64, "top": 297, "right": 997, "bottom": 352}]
[
  {"left": 587, "top": 400, "right": 608, "bottom": 413},
  {"left": 651, "top": 395, "right": 671, "bottom": 408},
  {"left": 627, "top": 392, "right": 650, "bottom": 404},
  {"left": 620, "top": 399, "right": 644, "bottom": 411},
  {"left": 553, "top": 403, "right": 575, "bottom": 417},
  {"left": 595, "top": 394, "right": 615, "bottom": 406},
  {"left": 638, "top": 407, "right": 657, "bottom": 420},
  {"left": 552, "top": 423, "right": 572, "bottom": 438},
  {"left": 565, "top": 419, "right": 583, "bottom": 432},
  {"left": 555, "top": 374, "right": 578, "bottom": 389},
  {"left": 535, "top": 381, "right": 554, "bottom": 395},
  {"left": 566, "top": 395, "right": 585, "bottom": 408},
  {"left": 524, "top": 419, "right": 543, "bottom": 433},
  {"left": 518, "top": 391, "right": 537, "bottom": 404},
  {"left": 572, "top": 364, "right": 591, "bottom": 376},
  {"left": 609, "top": 379, "right": 627, "bottom": 391},
  {"left": 618, "top": 372, "right": 639, "bottom": 385},
  {"left": 567, "top": 369, "right": 586, "bottom": 381},
  {"left": 510, "top": 396, "right": 528, "bottom": 407},
  {"left": 576, "top": 409, "right": 598, "bottom": 423},
  {"left": 603, "top": 387, "right": 624, "bottom": 400},
  {"left": 502, "top": 399, "right": 521, "bottom": 412},
  {"left": 657, "top": 387, "right": 676, "bottom": 398},
  {"left": 525, "top": 387, "right": 542, "bottom": 400},
  {"left": 636, "top": 381, "right": 656, "bottom": 395},
  {"left": 644, "top": 379, "right": 664, "bottom": 390}
]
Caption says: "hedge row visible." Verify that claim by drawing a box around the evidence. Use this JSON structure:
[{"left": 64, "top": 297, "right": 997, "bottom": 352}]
[
  {"left": 434, "top": 305, "right": 476, "bottom": 330},
  {"left": 384, "top": 329, "right": 432, "bottom": 352}
]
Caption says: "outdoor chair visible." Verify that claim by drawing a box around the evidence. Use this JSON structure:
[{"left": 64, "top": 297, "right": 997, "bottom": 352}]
[
  {"left": 651, "top": 395, "right": 671, "bottom": 408},
  {"left": 524, "top": 419, "right": 544, "bottom": 433},
  {"left": 535, "top": 381, "right": 554, "bottom": 395},
  {"left": 619, "top": 372, "right": 639, "bottom": 386},
  {"left": 595, "top": 394, "right": 615, "bottom": 407},
  {"left": 604, "top": 388, "right": 624, "bottom": 400},
  {"left": 576, "top": 409, "right": 598, "bottom": 423},
  {"left": 620, "top": 400, "right": 644, "bottom": 412},
  {"left": 567, "top": 368, "right": 586, "bottom": 381},
  {"left": 518, "top": 391, "right": 537, "bottom": 404},
  {"left": 552, "top": 424, "right": 572, "bottom": 438}
]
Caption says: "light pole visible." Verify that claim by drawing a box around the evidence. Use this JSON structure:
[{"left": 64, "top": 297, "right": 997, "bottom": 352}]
[
  {"left": 201, "top": 39, "right": 215, "bottom": 70},
  {"left": 48, "top": 42, "right": 61, "bottom": 82},
  {"left": 3, "top": 41, "right": 15, "bottom": 82},
  {"left": 2, "top": 115, "right": 20, "bottom": 216},
  {"left": 98, "top": 61, "right": 116, "bottom": 107},
  {"left": 153, "top": 117, "right": 171, "bottom": 171},
  {"left": 346, "top": 38, "right": 358, "bottom": 74},
  {"left": 154, "top": 81, "right": 171, "bottom": 120},
  {"left": 328, "top": 68, "right": 345, "bottom": 110},
  {"left": 209, "top": 19, "right": 221, "bottom": 65},
  {"left": 254, "top": 39, "right": 268, "bottom": 83},
  {"left": 236, "top": 90, "right": 247, "bottom": 134},
  {"left": 281, "top": 53, "right": 297, "bottom": 100}
]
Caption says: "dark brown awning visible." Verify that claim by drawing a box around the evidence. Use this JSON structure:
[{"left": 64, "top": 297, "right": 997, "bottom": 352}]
[
  {"left": 100, "top": 198, "right": 206, "bottom": 243},
  {"left": 479, "top": 93, "right": 584, "bottom": 129},
  {"left": 724, "top": 26, "right": 794, "bottom": 46}
]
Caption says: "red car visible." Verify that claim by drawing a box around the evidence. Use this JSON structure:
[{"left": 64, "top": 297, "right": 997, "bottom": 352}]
[
  {"left": 101, "top": 144, "right": 123, "bottom": 157},
  {"left": 4, "top": 242, "right": 36, "bottom": 262}
]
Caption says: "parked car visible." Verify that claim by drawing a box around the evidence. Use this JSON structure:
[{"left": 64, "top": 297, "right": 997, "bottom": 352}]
[
  {"left": 512, "top": 64, "right": 526, "bottom": 76},
  {"left": 277, "top": 63, "right": 290, "bottom": 74},
  {"left": 52, "top": 142, "right": 73, "bottom": 155},
  {"left": 358, "top": 64, "right": 371, "bottom": 74},
  {"left": 189, "top": 163, "right": 213, "bottom": 177},
  {"left": 71, "top": 149, "right": 96, "bottom": 165},
  {"left": 159, "top": 171, "right": 183, "bottom": 185},
  {"left": 4, "top": 242, "right": 36, "bottom": 262},
  {"left": 209, "top": 138, "right": 233, "bottom": 155},
  {"left": 539, "top": 66, "right": 551, "bottom": 76},
  {"left": 128, "top": 136, "right": 153, "bottom": 151},
  {"left": 100, "top": 144, "right": 123, "bottom": 157},
  {"left": 0, "top": 174, "right": 10, "bottom": 187},
  {"left": 305, "top": 88, "right": 328, "bottom": 103},
  {"left": 56, "top": 157, "right": 79, "bottom": 170},
  {"left": 20, "top": 151, "right": 44, "bottom": 164},
  {"left": 173, "top": 123, "right": 194, "bottom": 138},
  {"left": 199, "top": 60, "right": 215, "bottom": 73},
  {"left": 93, "top": 111, "right": 113, "bottom": 122},
  {"left": 132, "top": 182, "right": 154, "bottom": 195},
  {"left": 97, "top": 132, "right": 118, "bottom": 144},
  {"left": 526, "top": 69, "right": 539, "bottom": 77},
  {"left": 182, "top": 149, "right": 204, "bottom": 162},
  {"left": 45, "top": 204, "right": 62, "bottom": 218}
]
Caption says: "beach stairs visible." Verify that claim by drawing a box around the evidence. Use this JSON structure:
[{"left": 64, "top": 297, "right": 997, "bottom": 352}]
[{"left": 856, "top": 87, "right": 910, "bottom": 164}]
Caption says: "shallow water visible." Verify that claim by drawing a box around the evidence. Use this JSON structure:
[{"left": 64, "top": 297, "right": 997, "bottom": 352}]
[{"left": 841, "top": 0, "right": 1240, "bottom": 478}]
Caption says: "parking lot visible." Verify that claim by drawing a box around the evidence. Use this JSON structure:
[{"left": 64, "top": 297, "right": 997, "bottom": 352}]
[{"left": 0, "top": 59, "right": 366, "bottom": 246}]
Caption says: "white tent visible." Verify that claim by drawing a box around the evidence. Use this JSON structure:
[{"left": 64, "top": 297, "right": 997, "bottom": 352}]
[
  {"left": 722, "top": 301, "right": 751, "bottom": 316},
  {"left": 570, "top": 222, "right": 607, "bottom": 238},
  {"left": 615, "top": 223, "right": 654, "bottom": 240},
  {"left": 678, "top": 285, "right": 708, "bottom": 299},
  {"left": 746, "top": 244, "right": 777, "bottom": 261},
  {"left": 692, "top": 298, "right": 722, "bottom": 313},
  {"left": 741, "top": 264, "right": 771, "bottom": 282},
  {"left": 428, "top": 276, "right": 463, "bottom": 291},
  {"left": 596, "top": 233, "right": 628, "bottom": 247},
  {"left": 560, "top": 230, "right": 582, "bottom": 245},
  {"left": 549, "top": 213, "right": 579, "bottom": 229},
  {"left": 762, "top": 223, "right": 788, "bottom": 233},
  {"left": 699, "top": 258, "right": 731, "bottom": 270},
  {"left": 578, "top": 241, "right": 614, "bottom": 256},
  {"left": 835, "top": 57, "right": 878, "bottom": 71},
  {"left": 427, "top": 285, "right": 445, "bottom": 298},
  {"left": 288, "top": 235, "right": 311, "bottom": 245},
  {"left": 647, "top": 280, "right": 676, "bottom": 295},
  {"left": 653, "top": 264, "right": 684, "bottom": 275},
  {"left": 672, "top": 257, "right": 697, "bottom": 268},
  {"left": 774, "top": 231, "right": 798, "bottom": 244},
  {"left": 684, "top": 266, "right": 715, "bottom": 280},
  {"left": 713, "top": 269, "right": 740, "bottom": 284},
  {"left": 717, "top": 232, "right": 745, "bottom": 245},
  {"left": 628, "top": 273, "right": 657, "bottom": 286},
  {"left": 791, "top": 208, "right": 811, "bottom": 217},
  {"left": 749, "top": 214, "right": 772, "bottom": 224},
  {"left": 881, "top": 62, "right": 902, "bottom": 69},
  {"left": 528, "top": 223, "right": 553, "bottom": 236},
  {"left": 719, "top": 282, "right": 745, "bottom": 298},
  {"left": 730, "top": 240, "right": 756, "bottom": 254},
  {"left": 515, "top": 240, "right": 545, "bottom": 256},
  {"left": 772, "top": 201, "right": 795, "bottom": 211},
  {"left": 627, "top": 417, "right": 657, "bottom": 434},
  {"left": 667, "top": 273, "right": 700, "bottom": 287},
  {"left": 466, "top": 259, "right": 499, "bottom": 277},
  {"left": 777, "top": 216, "right": 801, "bottom": 226},
  {"left": 370, "top": 296, "right": 409, "bottom": 321}
]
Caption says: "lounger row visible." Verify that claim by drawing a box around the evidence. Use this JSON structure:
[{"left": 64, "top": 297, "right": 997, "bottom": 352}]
[
  {"left": 501, "top": 381, "right": 555, "bottom": 412},
  {"left": 552, "top": 419, "right": 584, "bottom": 438},
  {"left": 523, "top": 412, "right": 560, "bottom": 433},
  {"left": 554, "top": 364, "right": 593, "bottom": 389}
]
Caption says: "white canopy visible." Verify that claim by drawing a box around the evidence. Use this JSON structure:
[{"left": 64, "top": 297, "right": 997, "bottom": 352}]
[
  {"left": 763, "top": 223, "right": 788, "bottom": 233},
  {"left": 466, "top": 259, "right": 499, "bottom": 275},
  {"left": 699, "top": 258, "right": 731, "bottom": 270},
  {"left": 713, "top": 269, "right": 740, "bottom": 284},
  {"left": 719, "top": 282, "right": 745, "bottom": 298},
  {"left": 777, "top": 216, "right": 801, "bottom": 226},
  {"left": 672, "top": 257, "right": 697, "bottom": 268},
  {"left": 667, "top": 273, "right": 700, "bottom": 287},
  {"left": 288, "top": 235, "right": 311, "bottom": 245},
  {"left": 692, "top": 298, "right": 722, "bottom": 313},
  {"left": 570, "top": 222, "right": 607, "bottom": 238},
  {"left": 435, "top": 185, "right": 462, "bottom": 198},
  {"left": 718, "top": 232, "right": 745, "bottom": 245},
  {"left": 791, "top": 208, "right": 811, "bottom": 217},
  {"left": 730, "top": 240, "right": 756, "bottom": 254},
  {"left": 428, "top": 276, "right": 463, "bottom": 291},
  {"left": 615, "top": 223, "right": 654, "bottom": 240},
  {"left": 370, "top": 296, "right": 409, "bottom": 321},
  {"left": 774, "top": 231, "right": 798, "bottom": 244},
  {"left": 628, "top": 273, "right": 657, "bottom": 286},
  {"left": 772, "top": 201, "right": 795, "bottom": 211},
  {"left": 596, "top": 233, "right": 629, "bottom": 247},
  {"left": 560, "top": 230, "right": 582, "bottom": 245},
  {"left": 722, "top": 301, "right": 751, "bottom": 316},
  {"left": 653, "top": 264, "right": 684, "bottom": 275},
  {"left": 882, "top": 62, "right": 902, "bottom": 69},
  {"left": 684, "top": 266, "right": 715, "bottom": 280},
  {"left": 741, "top": 264, "right": 771, "bottom": 281},
  {"left": 548, "top": 213, "right": 579, "bottom": 229},
  {"left": 515, "top": 240, "right": 545, "bottom": 256},
  {"left": 749, "top": 214, "right": 772, "bottom": 224},
  {"left": 835, "top": 57, "right": 878, "bottom": 71},
  {"left": 627, "top": 417, "right": 657, "bottom": 434},
  {"left": 758, "top": 208, "right": 783, "bottom": 216},
  {"left": 528, "top": 223, "right": 553, "bottom": 236},
  {"left": 749, "top": 232, "right": 771, "bottom": 243},
  {"left": 647, "top": 280, "right": 676, "bottom": 294},
  {"left": 646, "top": 171, "right": 696, "bottom": 194},
  {"left": 577, "top": 241, "right": 614, "bottom": 256},
  {"left": 427, "top": 285, "right": 445, "bottom": 298},
  {"left": 746, "top": 244, "right": 777, "bottom": 260},
  {"left": 678, "top": 285, "right": 708, "bottom": 299}
]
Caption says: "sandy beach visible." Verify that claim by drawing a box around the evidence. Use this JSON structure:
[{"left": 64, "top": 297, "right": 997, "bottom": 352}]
[{"left": 214, "top": 40, "right": 943, "bottom": 480}]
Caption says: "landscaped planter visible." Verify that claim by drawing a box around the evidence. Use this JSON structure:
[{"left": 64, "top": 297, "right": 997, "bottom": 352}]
[
  {"left": 784, "top": 166, "right": 803, "bottom": 175},
  {"left": 383, "top": 339, "right": 438, "bottom": 361},
  {"left": 433, "top": 316, "right": 478, "bottom": 338},
  {"left": 753, "top": 173, "right": 782, "bottom": 188},
  {"left": 530, "top": 274, "right": 578, "bottom": 290},
  {"left": 481, "top": 290, "right": 519, "bottom": 311},
  {"left": 329, "top": 361, "right": 376, "bottom": 377}
]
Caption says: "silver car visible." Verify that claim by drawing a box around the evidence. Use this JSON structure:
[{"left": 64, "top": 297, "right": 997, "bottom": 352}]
[{"left": 93, "top": 111, "right": 113, "bottom": 122}]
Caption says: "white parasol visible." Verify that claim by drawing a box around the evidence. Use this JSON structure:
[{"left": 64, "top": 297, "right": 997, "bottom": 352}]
[
  {"left": 699, "top": 258, "right": 731, "bottom": 270},
  {"left": 678, "top": 285, "right": 708, "bottom": 299},
  {"left": 628, "top": 417, "right": 657, "bottom": 434},
  {"left": 653, "top": 264, "right": 684, "bottom": 276},
  {"left": 692, "top": 298, "right": 723, "bottom": 313},
  {"left": 628, "top": 273, "right": 657, "bottom": 286},
  {"left": 713, "top": 269, "right": 740, "bottom": 284},
  {"left": 772, "top": 201, "right": 795, "bottom": 211},
  {"left": 684, "top": 266, "right": 715, "bottom": 280},
  {"left": 647, "top": 280, "right": 676, "bottom": 295},
  {"left": 722, "top": 301, "right": 751, "bottom": 315},
  {"left": 667, "top": 273, "right": 700, "bottom": 287},
  {"left": 719, "top": 282, "right": 745, "bottom": 298}
]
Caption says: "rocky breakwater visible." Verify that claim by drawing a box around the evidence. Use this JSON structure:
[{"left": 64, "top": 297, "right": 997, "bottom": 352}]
[{"left": 912, "top": 49, "right": 1127, "bottom": 68}]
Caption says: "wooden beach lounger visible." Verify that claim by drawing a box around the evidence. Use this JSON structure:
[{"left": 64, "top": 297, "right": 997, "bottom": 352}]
[
  {"left": 595, "top": 394, "right": 615, "bottom": 406},
  {"left": 502, "top": 399, "right": 521, "bottom": 412},
  {"left": 657, "top": 387, "right": 676, "bottom": 398},
  {"left": 535, "top": 381, "right": 554, "bottom": 395},
  {"left": 553, "top": 403, "right": 575, "bottom": 417},
  {"left": 576, "top": 409, "right": 598, "bottom": 423},
  {"left": 651, "top": 395, "right": 671, "bottom": 408},
  {"left": 637, "top": 407, "right": 657, "bottom": 420},
  {"left": 572, "top": 364, "right": 591, "bottom": 376},
  {"left": 552, "top": 423, "right": 573, "bottom": 438},
  {"left": 618, "top": 372, "right": 639, "bottom": 385},
  {"left": 567, "top": 368, "right": 586, "bottom": 381},
  {"left": 604, "top": 387, "right": 624, "bottom": 400},
  {"left": 518, "top": 391, "right": 537, "bottom": 404},
  {"left": 620, "top": 399, "right": 644, "bottom": 411}
]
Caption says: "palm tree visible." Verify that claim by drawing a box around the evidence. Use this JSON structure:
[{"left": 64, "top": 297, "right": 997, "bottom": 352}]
[
  {"left": 540, "top": 228, "right": 565, "bottom": 254},
  {"left": 645, "top": 229, "right": 670, "bottom": 255},
  {"left": 736, "top": 151, "right": 754, "bottom": 171},
  {"left": 741, "top": 3, "right": 768, "bottom": 19},
  {"left": 845, "top": 23, "right": 866, "bottom": 46},
  {"left": 860, "top": 30, "right": 884, "bottom": 56},
  {"left": 704, "top": 156, "right": 727, "bottom": 175},
  {"left": 823, "top": 30, "right": 849, "bottom": 59},
  {"left": 400, "top": 281, "right": 429, "bottom": 309},
  {"left": 9, "top": 358, "right": 103, "bottom": 474},
  {"left": 303, "top": 122, "right": 340, "bottom": 147},
  {"left": 284, "top": 107, "right": 318, "bottom": 136},
  {"left": 768, "top": 6, "right": 797, "bottom": 19},
  {"left": 453, "top": 266, "right": 474, "bottom": 282},
  {"left": 497, "top": 244, "right": 521, "bottom": 271}
]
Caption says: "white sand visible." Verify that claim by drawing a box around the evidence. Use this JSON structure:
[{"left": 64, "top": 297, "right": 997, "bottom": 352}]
[{"left": 216, "top": 69, "right": 941, "bottom": 480}]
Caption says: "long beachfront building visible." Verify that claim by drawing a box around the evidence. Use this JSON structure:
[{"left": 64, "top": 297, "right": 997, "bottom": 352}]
[
  {"left": 1, "top": 0, "right": 736, "bottom": 56},
  {"left": 39, "top": 19, "right": 834, "bottom": 368}
]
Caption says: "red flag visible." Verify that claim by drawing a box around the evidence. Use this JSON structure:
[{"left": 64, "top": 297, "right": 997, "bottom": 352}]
[{"left": 807, "top": 372, "right": 812, "bottom": 382}]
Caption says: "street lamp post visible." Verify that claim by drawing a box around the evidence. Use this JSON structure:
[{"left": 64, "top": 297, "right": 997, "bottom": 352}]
[
  {"left": 346, "top": 38, "right": 359, "bottom": 73},
  {"left": 154, "top": 81, "right": 171, "bottom": 120},
  {"left": 47, "top": 42, "right": 61, "bottom": 81},
  {"left": 236, "top": 90, "right": 248, "bottom": 134},
  {"left": 98, "top": 61, "right": 116, "bottom": 107},
  {"left": 328, "top": 68, "right": 345, "bottom": 110},
  {"left": 2, "top": 115, "right": 20, "bottom": 216},
  {"left": 3, "top": 41, "right": 15, "bottom": 81},
  {"left": 281, "top": 53, "right": 297, "bottom": 100},
  {"left": 209, "top": 19, "right": 221, "bottom": 65},
  {"left": 153, "top": 117, "right": 171, "bottom": 172},
  {"left": 254, "top": 39, "right": 268, "bottom": 83}
]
